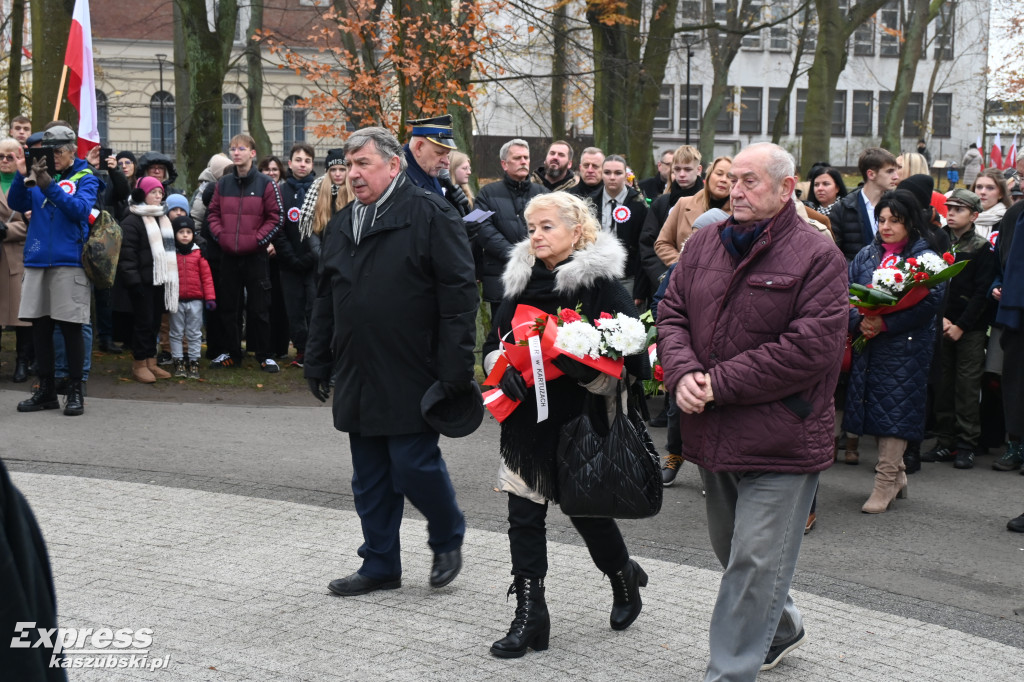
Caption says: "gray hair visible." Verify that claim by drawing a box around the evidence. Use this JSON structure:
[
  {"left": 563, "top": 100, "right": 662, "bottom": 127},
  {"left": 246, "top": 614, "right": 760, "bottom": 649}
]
[
  {"left": 500, "top": 138, "right": 529, "bottom": 161},
  {"left": 344, "top": 127, "right": 408, "bottom": 171},
  {"left": 0, "top": 136, "right": 21, "bottom": 152},
  {"left": 580, "top": 147, "right": 604, "bottom": 158},
  {"left": 742, "top": 142, "right": 795, "bottom": 186}
]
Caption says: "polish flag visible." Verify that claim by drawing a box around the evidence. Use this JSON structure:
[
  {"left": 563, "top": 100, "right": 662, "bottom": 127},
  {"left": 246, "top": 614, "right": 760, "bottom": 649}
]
[
  {"left": 63, "top": 0, "right": 99, "bottom": 157},
  {"left": 977, "top": 135, "right": 985, "bottom": 170},
  {"left": 990, "top": 133, "right": 1004, "bottom": 171},
  {"left": 1004, "top": 134, "right": 1017, "bottom": 170}
]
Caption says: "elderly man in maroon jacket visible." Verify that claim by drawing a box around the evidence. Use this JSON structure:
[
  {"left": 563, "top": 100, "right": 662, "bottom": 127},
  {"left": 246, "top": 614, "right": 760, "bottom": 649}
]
[
  {"left": 207, "top": 133, "right": 283, "bottom": 372},
  {"left": 658, "top": 142, "right": 848, "bottom": 680}
]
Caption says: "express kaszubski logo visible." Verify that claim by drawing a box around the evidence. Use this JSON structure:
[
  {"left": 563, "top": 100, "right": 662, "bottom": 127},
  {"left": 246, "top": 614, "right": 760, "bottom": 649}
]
[{"left": 10, "top": 622, "right": 170, "bottom": 671}]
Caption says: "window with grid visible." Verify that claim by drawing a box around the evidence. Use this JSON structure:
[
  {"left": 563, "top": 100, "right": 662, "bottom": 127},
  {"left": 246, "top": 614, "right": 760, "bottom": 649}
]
[
  {"left": 932, "top": 93, "right": 952, "bottom": 138},
  {"left": 654, "top": 85, "right": 674, "bottom": 132},
  {"left": 740, "top": 87, "right": 763, "bottom": 134},
  {"left": 852, "top": 90, "right": 873, "bottom": 136},
  {"left": 903, "top": 92, "right": 924, "bottom": 138},
  {"left": 934, "top": 2, "right": 955, "bottom": 60},
  {"left": 879, "top": 1, "right": 900, "bottom": 57},
  {"left": 832, "top": 90, "right": 847, "bottom": 137},
  {"left": 768, "top": 88, "right": 789, "bottom": 136},
  {"left": 149, "top": 91, "right": 175, "bottom": 153},
  {"left": 222, "top": 93, "right": 243, "bottom": 152},
  {"left": 741, "top": 3, "right": 763, "bottom": 50},
  {"left": 853, "top": 20, "right": 874, "bottom": 55},
  {"left": 96, "top": 90, "right": 109, "bottom": 144},
  {"left": 679, "top": 85, "right": 703, "bottom": 138},
  {"left": 283, "top": 96, "right": 307, "bottom": 153},
  {"left": 716, "top": 86, "right": 735, "bottom": 134}
]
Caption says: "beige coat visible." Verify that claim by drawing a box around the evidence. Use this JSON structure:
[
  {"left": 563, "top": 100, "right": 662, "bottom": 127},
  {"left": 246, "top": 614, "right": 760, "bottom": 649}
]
[
  {"left": 0, "top": 188, "right": 28, "bottom": 326},
  {"left": 654, "top": 189, "right": 731, "bottom": 267}
]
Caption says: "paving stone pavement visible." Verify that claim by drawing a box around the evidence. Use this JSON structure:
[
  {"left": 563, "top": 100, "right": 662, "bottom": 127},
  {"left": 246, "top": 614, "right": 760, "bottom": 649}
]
[{"left": 11, "top": 472, "right": 1022, "bottom": 681}]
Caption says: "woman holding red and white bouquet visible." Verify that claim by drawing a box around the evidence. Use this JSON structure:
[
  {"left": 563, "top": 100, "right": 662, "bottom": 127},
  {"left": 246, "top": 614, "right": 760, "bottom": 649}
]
[
  {"left": 482, "top": 192, "right": 649, "bottom": 658},
  {"left": 844, "top": 190, "right": 948, "bottom": 513}
]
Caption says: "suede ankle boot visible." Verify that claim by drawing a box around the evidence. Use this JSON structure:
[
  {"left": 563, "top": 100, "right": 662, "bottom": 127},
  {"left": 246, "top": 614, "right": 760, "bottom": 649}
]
[
  {"left": 17, "top": 378, "right": 60, "bottom": 412},
  {"left": 132, "top": 359, "right": 156, "bottom": 384},
  {"left": 146, "top": 357, "right": 171, "bottom": 379},
  {"left": 609, "top": 559, "right": 648, "bottom": 630},
  {"left": 490, "top": 577, "right": 549, "bottom": 658}
]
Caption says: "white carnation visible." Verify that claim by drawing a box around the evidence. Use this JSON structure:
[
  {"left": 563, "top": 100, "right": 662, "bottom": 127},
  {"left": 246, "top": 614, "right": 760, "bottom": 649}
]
[
  {"left": 917, "top": 252, "right": 947, "bottom": 274},
  {"left": 871, "top": 267, "right": 905, "bottom": 296},
  {"left": 601, "top": 313, "right": 647, "bottom": 356},
  {"left": 555, "top": 321, "right": 603, "bottom": 359}
]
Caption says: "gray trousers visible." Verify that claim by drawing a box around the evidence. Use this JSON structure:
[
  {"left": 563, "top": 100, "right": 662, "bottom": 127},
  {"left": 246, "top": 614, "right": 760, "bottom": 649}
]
[
  {"left": 169, "top": 299, "right": 204, "bottom": 360},
  {"left": 700, "top": 469, "right": 819, "bottom": 682}
]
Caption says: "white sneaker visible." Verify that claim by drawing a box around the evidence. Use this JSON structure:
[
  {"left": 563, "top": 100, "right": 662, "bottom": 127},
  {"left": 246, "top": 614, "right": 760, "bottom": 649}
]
[{"left": 260, "top": 358, "right": 280, "bottom": 373}]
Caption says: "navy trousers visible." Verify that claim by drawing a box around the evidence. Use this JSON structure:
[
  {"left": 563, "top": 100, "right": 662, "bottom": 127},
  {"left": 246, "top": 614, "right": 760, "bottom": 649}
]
[{"left": 349, "top": 431, "right": 465, "bottom": 580}]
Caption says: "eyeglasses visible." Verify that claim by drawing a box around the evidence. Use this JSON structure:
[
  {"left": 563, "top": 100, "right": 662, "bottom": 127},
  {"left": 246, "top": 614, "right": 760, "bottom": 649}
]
[
  {"left": 229, "top": 147, "right": 250, "bottom": 153},
  {"left": 0, "top": 154, "right": 16, "bottom": 161},
  {"left": 117, "top": 159, "right": 132, "bottom": 166}
]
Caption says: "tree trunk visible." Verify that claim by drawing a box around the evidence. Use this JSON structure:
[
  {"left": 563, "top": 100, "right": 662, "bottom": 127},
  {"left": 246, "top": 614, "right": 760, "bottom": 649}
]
[
  {"left": 177, "top": 0, "right": 239, "bottom": 195},
  {"left": 31, "top": 0, "right": 75, "bottom": 125},
  {"left": 172, "top": 2, "right": 191, "bottom": 174},
  {"left": 625, "top": 0, "right": 678, "bottom": 178},
  {"left": 7, "top": 0, "right": 26, "bottom": 120},
  {"left": 801, "top": 0, "right": 889, "bottom": 171},
  {"left": 587, "top": 0, "right": 642, "bottom": 156},
  {"left": 245, "top": 0, "right": 272, "bottom": 158},
  {"left": 880, "top": 0, "right": 942, "bottom": 152},
  {"left": 550, "top": 3, "right": 568, "bottom": 140}
]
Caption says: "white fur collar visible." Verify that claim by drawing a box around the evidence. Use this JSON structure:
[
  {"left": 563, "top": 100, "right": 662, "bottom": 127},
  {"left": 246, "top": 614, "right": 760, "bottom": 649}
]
[{"left": 501, "top": 230, "right": 626, "bottom": 299}]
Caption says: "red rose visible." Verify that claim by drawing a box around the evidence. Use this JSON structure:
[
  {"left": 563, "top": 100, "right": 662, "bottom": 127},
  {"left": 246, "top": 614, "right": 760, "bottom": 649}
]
[
  {"left": 559, "top": 308, "right": 582, "bottom": 324},
  {"left": 599, "top": 312, "right": 613, "bottom": 319},
  {"left": 653, "top": 365, "right": 664, "bottom": 382},
  {"left": 943, "top": 252, "right": 955, "bottom": 264},
  {"left": 906, "top": 258, "right": 918, "bottom": 267}
]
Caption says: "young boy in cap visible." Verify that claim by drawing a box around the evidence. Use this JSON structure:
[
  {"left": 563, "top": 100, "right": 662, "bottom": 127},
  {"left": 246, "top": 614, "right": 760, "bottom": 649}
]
[
  {"left": 170, "top": 216, "right": 216, "bottom": 379},
  {"left": 922, "top": 189, "right": 998, "bottom": 469}
]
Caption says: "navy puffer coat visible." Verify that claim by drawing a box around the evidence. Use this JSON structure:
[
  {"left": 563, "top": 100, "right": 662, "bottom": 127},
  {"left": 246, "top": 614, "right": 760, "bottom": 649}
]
[{"left": 843, "top": 237, "right": 945, "bottom": 440}]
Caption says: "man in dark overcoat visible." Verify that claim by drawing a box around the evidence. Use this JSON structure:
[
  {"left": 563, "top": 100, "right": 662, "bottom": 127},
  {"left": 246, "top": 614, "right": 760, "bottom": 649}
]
[{"left": 304, "top": 127, "right": 478, "bottom": 596}]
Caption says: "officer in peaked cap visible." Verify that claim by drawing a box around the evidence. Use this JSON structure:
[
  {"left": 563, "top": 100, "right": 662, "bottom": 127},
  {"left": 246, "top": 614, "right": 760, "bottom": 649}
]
[{"left": 403, "top": 114, "right": 470, "bottom": 216}]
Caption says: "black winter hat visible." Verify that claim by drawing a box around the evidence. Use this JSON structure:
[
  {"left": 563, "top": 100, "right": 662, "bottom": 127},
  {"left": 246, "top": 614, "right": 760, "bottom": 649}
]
[
  {"left": 325, "top": 148, "right": 346, "bottom": 169},
  {"left": 896, "top": 174, "right": 933, "bottom": 211},
  {"left": 171, "top": 215, "right": 195, "bottom": 235},
  {"left": 116, "top": 150, "right": 137, "bottom": 165},
  {"left": 420, "top": 381, "right": 483, "bottom": 438}
]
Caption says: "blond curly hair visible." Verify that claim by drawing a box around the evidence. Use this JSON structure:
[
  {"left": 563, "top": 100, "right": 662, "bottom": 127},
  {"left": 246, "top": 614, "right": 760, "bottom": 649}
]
[{"left": 523, "top": 191, "right": 600, "bottom": 253}]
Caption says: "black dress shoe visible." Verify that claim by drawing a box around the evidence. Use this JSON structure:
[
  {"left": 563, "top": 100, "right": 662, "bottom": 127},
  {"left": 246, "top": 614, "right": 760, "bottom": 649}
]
[
  {"left": 327, "top": 572, "right": 401, "bottom": 597},
  {"left": 429, "top": 548, "right": 462, "bottom": 588},
  {"left": 12, "top": 359, "right": 29, "bottom": 383},
  {"left": 649, "top": 409, "right": 668, "bottom": 428}
]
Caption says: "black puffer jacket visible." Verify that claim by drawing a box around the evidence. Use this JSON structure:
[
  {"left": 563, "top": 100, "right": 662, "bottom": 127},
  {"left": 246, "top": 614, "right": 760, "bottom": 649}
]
[
  {"left": 136, "top": 151, "right": 184, "bottom": 197},
  {"left": 828, "top": 188, "right": 874, "bottom": 261},
  {"left": 474, "top": 174, "right": 548, "bottom": 302},
  {"left": 637, "top": 178, "right": 704, "bottom": 290}
]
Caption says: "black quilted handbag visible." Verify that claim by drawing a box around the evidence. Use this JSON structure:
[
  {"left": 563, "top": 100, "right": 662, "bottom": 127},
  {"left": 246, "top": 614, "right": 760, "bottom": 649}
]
[{"left": 556, "top": 383, "right": 663, "bottom": 519}]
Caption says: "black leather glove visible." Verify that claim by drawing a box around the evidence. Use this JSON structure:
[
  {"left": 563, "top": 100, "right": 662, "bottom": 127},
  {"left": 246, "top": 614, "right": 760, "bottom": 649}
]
[
  {"left": 307, "top": 377, "right": 330, "bottom": 403},
  {"left": 449, "top": 184, "right": 468, "bottom": 208},
  {"left": 552, "top": 354, "right": 601, "bottom": 384},
  {"left": 498, "top": 367, "right": 528, "bottom": 402},
  {"left": 0, "top": 221, "right": 7, "bottom": 242},
  {"left": 440, "top": 379, "right": 476, "bottom": 400}
]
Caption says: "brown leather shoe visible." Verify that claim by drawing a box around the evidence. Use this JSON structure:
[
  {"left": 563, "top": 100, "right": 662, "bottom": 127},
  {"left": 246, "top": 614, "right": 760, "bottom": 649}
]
[
  {"left": 804, "top": 512, "right": 816, "bottom": 534},
  {"left": 844, "top": 436, "right": 860, "bottom": 465}
]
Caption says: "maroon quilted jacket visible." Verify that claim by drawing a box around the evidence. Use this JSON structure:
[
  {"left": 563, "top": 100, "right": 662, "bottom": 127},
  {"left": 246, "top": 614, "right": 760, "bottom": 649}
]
[
  {"left": 207, "top": 165, "right": 282, "bottom": 255},
  {"left": 657, "top": 200, "right": 848, "bottom": 473},
  {"left": 176, "top": 247, "right": 215, "bottom": 302}
]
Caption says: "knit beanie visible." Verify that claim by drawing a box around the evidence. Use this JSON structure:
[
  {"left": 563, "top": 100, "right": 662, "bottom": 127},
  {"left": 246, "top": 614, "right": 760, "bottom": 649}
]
[
  {"left": 171, "top": 215, "right": 195, "bottom": 235},
  {"left": 137, "top": 176, "right": 163, "bottom": 197},
  {"left": 896, "top": 174, "right": 933, "bottom": 212},
  {"left": 165, "top": 193, "right": 190, "bottom": 215},
  {"left": 325, "top": 148, "right": 346, "bottom": 169},
  {"left": 116, "top": 150, "right": 137, "bottom": 166}
]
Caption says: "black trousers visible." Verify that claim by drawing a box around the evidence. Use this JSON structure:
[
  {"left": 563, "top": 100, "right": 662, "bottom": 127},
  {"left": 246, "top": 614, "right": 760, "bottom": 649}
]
[
  {"left": 507, "top": 493, "right": 629, "bottom": 579},
  {"left": 278, "top": 268, "right": 315, "bottom": 354},
  {"left": 218, "top": 251, "right": 271, "bottom": 362},
  {"left": 127, "top": 285, "right": 165, "bottom": 361},
  {"left": 31, "top": 317, "right": 83, "bottom": 381},
  {"left": 1002, "top": 328, "right": 1024, "bottom": 437}
]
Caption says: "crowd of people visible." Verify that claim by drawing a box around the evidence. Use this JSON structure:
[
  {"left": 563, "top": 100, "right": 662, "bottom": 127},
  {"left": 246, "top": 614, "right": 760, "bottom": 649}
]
[{"left": 2, "top": 110, "right": 1024, "bottom": 678}]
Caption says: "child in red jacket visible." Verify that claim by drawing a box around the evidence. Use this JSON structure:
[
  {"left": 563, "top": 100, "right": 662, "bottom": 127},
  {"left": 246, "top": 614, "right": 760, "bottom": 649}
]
[{"left": 170, "top": 216, "right": 216, "bottom": 379}]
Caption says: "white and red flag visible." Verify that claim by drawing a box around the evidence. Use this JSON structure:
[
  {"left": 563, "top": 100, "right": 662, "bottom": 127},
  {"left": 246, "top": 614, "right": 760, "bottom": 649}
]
[
  {"left": 1004, "top": 134, "right": 1017, "bottom": 170},
  {"left": 64, "top": 0, "right": 99, "bottom": 157},
  {"left": 990, "top": 133, "right": 1004, "bottom": 171}
]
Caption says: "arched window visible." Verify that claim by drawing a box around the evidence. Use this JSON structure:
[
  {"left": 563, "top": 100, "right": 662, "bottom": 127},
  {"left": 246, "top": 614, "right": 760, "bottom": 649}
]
[
  {"left": 282, "top": 95, "right": 306, "bottom": 154},
  {"left": 149, "top": 91, "right": 174, "bottom": 153},
  {"left": 96, "top": 90, "right": 109, "bottom": 143},
  {"left": 222, "top": 93, "right": 243, "bottom": 151}
]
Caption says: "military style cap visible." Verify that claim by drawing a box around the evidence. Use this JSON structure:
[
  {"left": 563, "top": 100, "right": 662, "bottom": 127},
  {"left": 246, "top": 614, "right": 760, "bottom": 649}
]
[
  {"left": 408, "top": 115, "right": 457, "bottom": 150},
  {"left": 41, "top": 125, "right": 77, "bottom": 147},
  {"left": 945, "top": 188, "right": 982, "bottom": 213}
]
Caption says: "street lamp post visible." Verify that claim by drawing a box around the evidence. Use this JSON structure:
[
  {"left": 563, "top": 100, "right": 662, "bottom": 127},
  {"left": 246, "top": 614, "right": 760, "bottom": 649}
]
[
  {"left": 683, "top": 36, "right": 696, "bottom": 146},
  {"left": 156, "top": 54, "right": 167, "bottom": 154}
]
